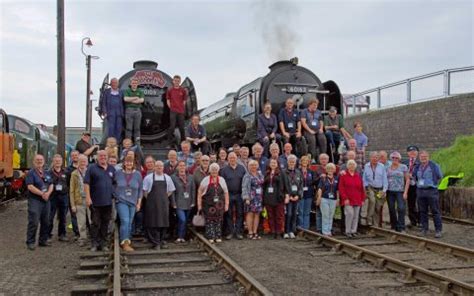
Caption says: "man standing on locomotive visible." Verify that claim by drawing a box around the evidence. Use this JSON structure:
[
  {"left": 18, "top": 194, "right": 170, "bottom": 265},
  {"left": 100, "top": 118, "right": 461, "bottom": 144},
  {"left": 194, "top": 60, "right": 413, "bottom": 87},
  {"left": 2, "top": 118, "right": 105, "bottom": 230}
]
[
  {"left": 185, "top": 114, "right": 210, "bottom": 155},
  {"left": 167, "top": 75, "right": 188, "bottom": 145},
  {"left": 102, "top": 78, "right": 124, "bottom": 143},
  {"left": 123, "top": 78, "right": 145, "bottom": 144},
  {"left": 278, "top": 97, "right": 306, "bottom": 157},
  {"left": 301, "top": 98, "right": 327, "bottom": 162}
]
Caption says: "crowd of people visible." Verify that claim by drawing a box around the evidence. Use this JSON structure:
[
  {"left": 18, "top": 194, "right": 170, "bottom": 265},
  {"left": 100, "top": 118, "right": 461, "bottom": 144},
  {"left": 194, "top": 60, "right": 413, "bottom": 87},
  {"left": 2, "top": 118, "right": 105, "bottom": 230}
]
[{"left": 25, "top": 88, "right": 445, "bottom": 252}]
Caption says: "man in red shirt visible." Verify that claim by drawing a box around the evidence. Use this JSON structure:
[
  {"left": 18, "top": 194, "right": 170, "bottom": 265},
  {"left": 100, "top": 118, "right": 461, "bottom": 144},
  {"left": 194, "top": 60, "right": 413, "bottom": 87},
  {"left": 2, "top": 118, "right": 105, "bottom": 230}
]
[{"left": 166, "top": 75, "right": 188, "bottom": 145}]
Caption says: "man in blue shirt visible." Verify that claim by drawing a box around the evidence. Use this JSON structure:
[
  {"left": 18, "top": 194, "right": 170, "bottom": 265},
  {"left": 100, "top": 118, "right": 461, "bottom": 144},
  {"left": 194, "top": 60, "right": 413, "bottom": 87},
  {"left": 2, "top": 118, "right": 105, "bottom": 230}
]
[
  {"left": 185, "top": 114, "right": 210, "bottom": 155},
  {"left": 353, "top": 121, "right": 368, "bottom": 153},
  {"left": 278, "top": 98, "right": 307, "bottom": 157},
  {"left": 25, "top": 154, "right": 54, "bottom": 250},
  {"left": 177, "top": 141, "right": 195, "bottom": 168},
  {"left": 362, "top": 152, "right": 388, "bottom": 226},
  {"left": 413, "top": 151, "right": 443, "bottom": 238},
  {"left": 300, "top": 98, "right": 327, "bottom": 162},
  {"left": 84, "top": 150, "right": 116, "bottom": 251}
]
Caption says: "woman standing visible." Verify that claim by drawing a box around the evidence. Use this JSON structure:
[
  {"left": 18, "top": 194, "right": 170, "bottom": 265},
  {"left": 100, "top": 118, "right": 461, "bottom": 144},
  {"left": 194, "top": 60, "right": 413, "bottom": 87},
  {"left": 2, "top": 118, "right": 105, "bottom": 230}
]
[
  {"left": 283, "top": 155, "right": 303, "bottom": 239},
  {"left": 242, "top": 160, "right": 264, "bottom": 239},
  {"left": 197, "top": 163, "right": 229, "bottom": 243},
  {"left": 298, "top": 155, "right": 316, "bottom": 230},
  {"left": 387, "top": 151, "right": 410, "bottom": 233},
  {"left": 171, "top": 161, "right": 196, "bottom": 243},
  {"left": 263, "top": 159, "right": 285, "bottom": 238},
  {"left": 115, "top": 156, "right": 143, "bottom": 251},
  {"left": 339, "top": 160, "right": 365, "bottom": 238},
  {"left": 70, "top": 155, "right": 89, "bottom": 246},
  {"left": 217, "top": 148, "right": 228, "bottom": 169},
  {"left": 316, "top": 163, "right": 339, "bottom": 236}
]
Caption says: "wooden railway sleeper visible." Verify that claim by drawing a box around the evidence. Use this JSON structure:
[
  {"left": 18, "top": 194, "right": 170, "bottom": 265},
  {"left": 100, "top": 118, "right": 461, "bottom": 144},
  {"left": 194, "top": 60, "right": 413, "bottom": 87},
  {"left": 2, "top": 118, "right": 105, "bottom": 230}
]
[
  {"left": 399, "top": 268, "right": 417, "bottom": 284},
  {"left": 353, "top": 250, "right": 364, "bottom": 260},
  {"left": 376, "top": 258, "right": 387, "bottom": 269}
]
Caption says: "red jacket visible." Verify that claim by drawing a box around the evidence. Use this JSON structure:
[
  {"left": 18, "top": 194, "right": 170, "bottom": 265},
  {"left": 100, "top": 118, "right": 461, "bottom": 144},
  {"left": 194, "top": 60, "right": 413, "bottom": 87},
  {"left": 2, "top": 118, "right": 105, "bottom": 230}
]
[{"left": 339, "top": 172, "right": 365, "bottom": 206}]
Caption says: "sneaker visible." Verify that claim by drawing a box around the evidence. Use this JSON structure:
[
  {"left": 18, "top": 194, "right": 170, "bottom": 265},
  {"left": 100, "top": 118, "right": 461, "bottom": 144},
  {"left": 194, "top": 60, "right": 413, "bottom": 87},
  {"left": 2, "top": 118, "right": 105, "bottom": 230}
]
[
  {"left": 160, "top": 243, "right": 169, "bottom": 249},
  {"left": 400, "top": 230, "right": 407, "bottom": 234},
  {"left": 46, "top": 238, "right": 53, "bottom": 244},
  {"left": 27, "top": 244, "right": 35, "bottom": 251},
  {"left": 283, "top": 233, "right": 290, "bottom": 239},
  {"left": 225, "top": 234, "right": 233, "bottom": 240},
  {"left": 152, "top": 245, "right": 161, "bottom": 250},
  {"left": 102, "top": 246, "right": 110, "bottom": 252},
  {"left": 215, "top": 238, "right": 222, "bottom": 243},
  {"left": 419, "top": 230, "right": 427, "bottom": 237},
  {"left": 58, "top": 236, "right": 69, "bottom": 242},
  {"left": 236, "top": 234, "right": 243, "bottom": 240},
  {"left": 90, "top": 246, "right": 98, "bottom": 252},
  {"left": 121, "top": 241, "right": 134, "bottom": 252},
  {"left": 289, "top": 232, "right": 296, "bottom": 239},
  {"left": 434, "top": 231, "right": 442, "bottom": 238},
  {"left": 209, "top": 239, "right": 215, "bottom": 244},
  {"left": 345, "top": 233, "right": 353, "bottom": 239},
  {"left": 175, "top": 238, "right": 182, "bottom": 244},
  {"left": 38, "top": 241, "right": 52, "bottom": 247},
  {"left": 352, "top": 233, "right": 359, "bottom": 238}
]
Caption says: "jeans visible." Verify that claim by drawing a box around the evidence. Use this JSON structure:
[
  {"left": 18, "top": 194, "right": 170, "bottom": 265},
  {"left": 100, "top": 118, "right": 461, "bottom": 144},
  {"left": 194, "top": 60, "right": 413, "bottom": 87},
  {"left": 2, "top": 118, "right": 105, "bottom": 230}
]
[
  {"left": 320, "top": 198, "right": 337, "bottom": 235},
  {"left": 176, "top": 209, "right": 190, "bottom": 239},
  {"left": 285, "top": 201, "right": 298, "bottom": 234},
  {"left": 90, "top": 205, "right": 112, "bottom": 248},
  {"left": 125, "top": 108, "right": 142, "bottom": 142},
  {"left": 26, "top": 198, "right": 50, "bottom": 245},
  {"left": 417, "top": 188, "right": 442, "bottom": 232},
  {"left": 297, "top": 197, "right": 312, "bottom": 230},
  {"left": 224, "top": 194, "right": 244, "bottom": 235},
  {"left": 387, "top": 191, "right": 406, "bottom": 231},
  {"left": 116, "top": 202, "right": 136, "bottom": 244},
  {"left": 304, "top": 130, "right": 327, "bottom": 161},
  {"left": 325, "top": 130, "right": 341, "bottom": 147},
  {"left": 344, "top": 205, "right": 360, "bottom": 234},
  {"left": 132, "top": 208, "right": 144, "bottom": 235},
  {"left": 48, "top": 193, "right": 68, "bottom": 238},
  {"left": 168, "top": 111, "right": 185, "bottom": 144},
  {"left": 107, "top": 114, "right": 123, "bottom": 143}
]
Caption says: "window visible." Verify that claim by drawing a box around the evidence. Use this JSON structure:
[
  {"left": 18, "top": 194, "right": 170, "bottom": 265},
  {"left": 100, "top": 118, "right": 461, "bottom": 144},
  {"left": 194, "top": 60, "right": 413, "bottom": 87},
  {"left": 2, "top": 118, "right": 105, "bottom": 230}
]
[{"left": 14, "top": 119, "right": 31, "bottom": 134}]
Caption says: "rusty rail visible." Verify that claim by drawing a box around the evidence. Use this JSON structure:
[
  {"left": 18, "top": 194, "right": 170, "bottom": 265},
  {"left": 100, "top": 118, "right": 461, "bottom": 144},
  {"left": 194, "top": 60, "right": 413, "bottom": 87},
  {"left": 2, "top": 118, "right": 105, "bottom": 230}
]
[
  {"left": 189, "top": 228, "right": 273, "bottom": 296},
  {"left": 298, "top": 227, "right": 474, "bottom": 295}
]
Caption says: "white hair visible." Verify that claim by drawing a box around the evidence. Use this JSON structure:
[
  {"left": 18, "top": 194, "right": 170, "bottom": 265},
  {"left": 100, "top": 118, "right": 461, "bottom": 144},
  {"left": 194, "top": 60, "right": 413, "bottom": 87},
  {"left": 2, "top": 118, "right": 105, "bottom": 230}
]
[{"left": 209, "top": 163, "right": 220, "bottom": 173}]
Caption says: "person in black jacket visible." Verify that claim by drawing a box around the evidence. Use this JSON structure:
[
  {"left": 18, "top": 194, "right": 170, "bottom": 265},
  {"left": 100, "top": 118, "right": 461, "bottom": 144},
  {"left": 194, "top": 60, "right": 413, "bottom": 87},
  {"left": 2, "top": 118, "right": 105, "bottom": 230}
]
[
  {"left": 48, "top": 154, "right": 70, "bottom": 242},
  {"left": 263, "top": 158, "right": 286, "bottom": 239},
  {"left": 283, "top": 154, "right": 304, "bottom": 239}
]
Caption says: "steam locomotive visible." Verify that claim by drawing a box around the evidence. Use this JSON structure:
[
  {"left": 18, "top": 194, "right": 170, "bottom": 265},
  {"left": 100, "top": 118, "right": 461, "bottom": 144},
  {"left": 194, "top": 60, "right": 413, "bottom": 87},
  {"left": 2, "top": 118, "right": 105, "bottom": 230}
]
[{"left": 200, "top": 57, "right": 342, "bottom": 149}]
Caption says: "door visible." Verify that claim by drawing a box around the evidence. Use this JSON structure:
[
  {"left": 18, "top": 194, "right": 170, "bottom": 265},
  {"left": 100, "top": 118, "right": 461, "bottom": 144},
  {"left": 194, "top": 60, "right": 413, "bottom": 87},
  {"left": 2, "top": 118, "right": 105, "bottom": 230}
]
[
  {"left": 181, "top": 77, "right": 198, "bottom": 119},
  {"left": 0, "top": 109, "right": 13, "bottom": 179}
]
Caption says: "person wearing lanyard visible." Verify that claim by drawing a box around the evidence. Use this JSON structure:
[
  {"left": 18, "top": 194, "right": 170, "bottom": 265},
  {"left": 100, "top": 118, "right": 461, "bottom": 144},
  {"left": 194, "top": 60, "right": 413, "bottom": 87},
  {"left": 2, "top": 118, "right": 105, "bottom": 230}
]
[
  {"left": 314, "top": 153, "right": 330, "bottom": 233},
  {"left": 263, "top": 158, "right": 286, "bottom": 239},
  {"left": 278, "top": 97, "right": 306, "bottom": 157},
  {"left": 257, "top": 102, "right": 280, "bottom": 157},
  {"left": 386, "top": 151, "right": 410, "bottom": 233},
  {"left": 171, "top": 161, "right": 196, "bottom": 243},
  {"left": 251, "top": 142, "right": 268, "bottom": 174},
  {"left": 70, "top": 154, "right": 89, "bottom": 246},
  {"left": 300, "top": 97, "right": 327, "bottom": 162},
  {"left": 48, "top": 154, "right": 70, "bottom": 242},
  {"left": 362, "top": 152, "right": 388, "bottom": 227},
  {"left": 339, "top": 160, "right": 365, "bottom": 238},
  {"left": 115, "top": 156, "right": 143, "bottom": 251},
  {"left": 25, "top": 154, "right": 54, "bottom": 250},
  {"left": 197, "top": 163, "right": 229, "bottom": 243},
  {"left": 413, "top": 151, "right": 443, "bottom": 238},
  {"left": 403, "top": 145, "right": 420, "bottom": 228},
  {"left": 185, "top": 114, "right": 211, "bottom": 155},
  {"left": 242, "top": 160, "right": 264, "bottom": 239},
  {"left": 297, "top": 155, "right": 316, "bottom": 230},
  {"left": 283, "top": 154, "right": 303, "bottom": 239},
  {"left": 316, "top": 163, "right": 339, "bottom": 236}
]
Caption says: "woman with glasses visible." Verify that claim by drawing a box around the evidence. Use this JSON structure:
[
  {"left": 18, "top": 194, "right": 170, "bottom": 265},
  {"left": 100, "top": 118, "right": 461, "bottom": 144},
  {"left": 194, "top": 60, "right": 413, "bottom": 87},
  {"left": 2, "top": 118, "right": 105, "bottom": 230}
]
[{"left": 386, "top": 151, "right": 410, "bottom": 233}]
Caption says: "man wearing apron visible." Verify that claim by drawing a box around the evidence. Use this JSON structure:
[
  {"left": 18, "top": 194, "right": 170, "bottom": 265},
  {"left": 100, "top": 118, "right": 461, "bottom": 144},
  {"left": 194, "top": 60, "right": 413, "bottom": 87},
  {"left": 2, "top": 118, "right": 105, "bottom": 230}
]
[{"left": 142, "top": 161, "right": 176, "bottom": 250}]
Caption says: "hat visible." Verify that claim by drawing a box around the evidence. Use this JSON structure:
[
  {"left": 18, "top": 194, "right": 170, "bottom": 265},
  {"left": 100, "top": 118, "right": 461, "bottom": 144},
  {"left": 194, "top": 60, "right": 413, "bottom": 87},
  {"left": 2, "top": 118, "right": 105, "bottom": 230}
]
[
  {"left": 82, "top": 131, "right": 91, "bottom": 136},
  {"left": 390, "top": 151, "right": 402, "bottom": 159},
  {"left": 329, "top": 106, "right": 337, "bottom": 113},
  {"left": 406, "top": 145, "right": 419, "bottom": 152}
]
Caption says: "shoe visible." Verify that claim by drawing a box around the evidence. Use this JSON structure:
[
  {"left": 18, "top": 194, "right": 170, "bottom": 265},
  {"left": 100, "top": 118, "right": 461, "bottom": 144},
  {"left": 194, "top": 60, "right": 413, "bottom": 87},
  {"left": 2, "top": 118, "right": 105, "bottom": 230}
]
[
  {"left": 434, "top": 231, "right": 442, "bottom": 238},
  {"left": 225, "top": 234, "right": 233, "bottom": 240},
  {"left": 102, "top": 246, "right": 110, "bottom": 252},
  {"left": 160, "top": 243, "right": 169, "bottom": 249},
  {"left": 236, "top": 234, "right": 243, "bottom": 240},
  {"left": 345, "top": 233, "right": 353, "bottom": 239},
  {"left": 74, "top": 235, "right": 80, "bottom": 242},
  {"left": 400, "top": 230, "right": 407, "bottom": 234},
  {"left": 175, "top": 238, "right": 182, "bottom": 244},
  {"left": 121, "top": 241, "right": 134, "bottom": 252},
  {"left": 27, "top": 244, "right": 35, "bottom": 251},
  {"left": 38, "top": 241, "right": 52, "bottom": 247},
  {"left": 46, "top": 238, "right": 53, "bottom": 244},
  {"left": 209, "top": 239, "right": 215, "bottom": 244},
  {"left": 419, "top": 230, "right": 427, "bottom": 237},
  {"left": 90, "top": 246, "right": 98, "bottom": 252},
  {"left": 283, "top": 233, "right": 290, "bottom": 239},
  {"left": 352, "top": 233, "right": 359, "bottom": 238},
  {"left": 152, "top": 245, "right": 161, "bottom": 250},
  {"left": 289, "top": 232, "right": 296, "bottom": 239},
  {"left": 58, "top": 236, "right": 69, "bottom": 242},
  {"left": 78, "top": 240, "right": 86, "bottom": 247},
  {"left": 215, "top": 238, "right": 222, "bottom": 243}
]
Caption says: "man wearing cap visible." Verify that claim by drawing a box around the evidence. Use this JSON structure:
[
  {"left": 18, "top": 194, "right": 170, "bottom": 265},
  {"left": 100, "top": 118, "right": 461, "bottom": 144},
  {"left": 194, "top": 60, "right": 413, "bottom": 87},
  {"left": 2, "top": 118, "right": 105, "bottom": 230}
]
[
  {"left": 403, "top": 145, "right": 420, "bottom": 228},
  {"left": 324, "top": 106, "right": 350, "bottom": 158},
  {"left": 278, "top": 97, "right": 306, "bottom": 157},
  {"left": 123, "top": 78, "right": 145, "bottom": 143},
  {"left": 75, "top": 132, "right": 99, "bottom": 163}
]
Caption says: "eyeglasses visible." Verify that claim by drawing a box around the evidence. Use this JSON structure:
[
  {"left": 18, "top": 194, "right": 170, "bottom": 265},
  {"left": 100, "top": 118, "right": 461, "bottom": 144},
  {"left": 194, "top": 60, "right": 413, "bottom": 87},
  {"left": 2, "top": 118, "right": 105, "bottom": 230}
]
[
  {"left": 202, "top": 159, "right": 210, "bottom": 162},
  {"left": 391, "top": 157, "right": 400, "bottom": 160}
]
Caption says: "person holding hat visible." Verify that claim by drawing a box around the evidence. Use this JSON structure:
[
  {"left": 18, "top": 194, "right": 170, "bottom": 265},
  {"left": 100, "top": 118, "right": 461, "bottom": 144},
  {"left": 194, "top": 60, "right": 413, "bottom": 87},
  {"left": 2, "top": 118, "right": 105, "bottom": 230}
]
[
  {"left": 324, "top": 106, "right": 350, "bottom": 161},
  {"left": 386, "top": 151, "right": 410, "bottom": 233},
  {"left": 75, "top": 132, "right": 99, "bottom": 163},
  {"left": 403, "top": 145, "right": 420, "bottom": 228}
]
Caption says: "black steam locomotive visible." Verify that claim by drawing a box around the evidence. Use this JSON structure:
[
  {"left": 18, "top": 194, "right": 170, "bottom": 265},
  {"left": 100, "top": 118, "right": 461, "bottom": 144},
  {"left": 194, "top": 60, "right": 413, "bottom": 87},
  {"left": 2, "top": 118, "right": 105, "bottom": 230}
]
[{"left": 200, "top": 57, "right": 342, "bottom": 149}]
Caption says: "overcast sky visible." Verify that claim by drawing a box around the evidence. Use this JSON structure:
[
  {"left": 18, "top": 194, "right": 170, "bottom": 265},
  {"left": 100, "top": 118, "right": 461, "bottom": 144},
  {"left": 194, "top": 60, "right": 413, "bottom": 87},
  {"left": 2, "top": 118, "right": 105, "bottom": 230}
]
[{"left": 1, "top": 0, "right": 472, "bottom": 127}]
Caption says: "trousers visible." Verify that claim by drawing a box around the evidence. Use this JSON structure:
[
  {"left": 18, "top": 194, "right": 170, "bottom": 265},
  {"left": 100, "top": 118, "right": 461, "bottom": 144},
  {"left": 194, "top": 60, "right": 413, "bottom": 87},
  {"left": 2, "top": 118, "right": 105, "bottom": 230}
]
[
  {"left": 417, "top": 188, "right": 442, "bottom": 232},
  {"left": 125, "top": 108, "right": 142, "bottom": 142},
  {"left": 224, "top": 194, "right": 244, "bottom": 235},
  {"left": 90, "top": 205, "right": 112, "bottom": 248},
  {"left": 304, "top": 131, "right": 327, "bottom": 161},
  {"left": 168, "top": 112, "right": 185, "bottom": 144},
  {"left": 48, "top": 193, "right": 68, "bottom": 238},
  {"left": 266, "top": 204, "right": 285, "bottom": 234},
  {"left": 285, "top": 201, "right": 298, "bottom": 234},
  {"left": 26, "top": 198, "right": 50, "bottom": 245},
  {"left": 344, "top": 205, "right": 360, "bottom": 234}
]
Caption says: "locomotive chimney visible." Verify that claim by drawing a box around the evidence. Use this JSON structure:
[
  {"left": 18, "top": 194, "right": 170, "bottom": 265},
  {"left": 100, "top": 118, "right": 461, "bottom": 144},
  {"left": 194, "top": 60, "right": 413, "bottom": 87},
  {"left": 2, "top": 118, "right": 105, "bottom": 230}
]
[
  {"left": 133, "top": 60, "right": 158, "bottom": 70},
  {"left": 268, "top": 57, "right": 299, "bottom": 71}
]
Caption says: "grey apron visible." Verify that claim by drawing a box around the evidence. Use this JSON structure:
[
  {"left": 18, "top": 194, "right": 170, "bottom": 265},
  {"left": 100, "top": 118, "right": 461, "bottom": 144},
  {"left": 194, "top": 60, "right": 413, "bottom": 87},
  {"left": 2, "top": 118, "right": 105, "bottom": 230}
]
[{"left": 144, "top": 174, "right": 169, "bottom": 228}]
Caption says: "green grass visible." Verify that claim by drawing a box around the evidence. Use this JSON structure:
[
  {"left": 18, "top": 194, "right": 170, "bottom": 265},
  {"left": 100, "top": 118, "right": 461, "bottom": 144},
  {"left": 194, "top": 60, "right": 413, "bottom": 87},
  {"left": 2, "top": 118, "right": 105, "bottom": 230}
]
[{"left": 431, "top": 135, "right": 474, "bottom": 187}]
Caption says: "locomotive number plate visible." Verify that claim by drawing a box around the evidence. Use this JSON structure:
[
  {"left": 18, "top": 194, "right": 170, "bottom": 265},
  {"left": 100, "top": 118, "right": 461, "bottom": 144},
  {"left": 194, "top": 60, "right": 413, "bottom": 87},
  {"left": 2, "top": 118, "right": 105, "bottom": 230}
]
[{"left": 287, "top": 86, "right": 307, "bottom": 93}]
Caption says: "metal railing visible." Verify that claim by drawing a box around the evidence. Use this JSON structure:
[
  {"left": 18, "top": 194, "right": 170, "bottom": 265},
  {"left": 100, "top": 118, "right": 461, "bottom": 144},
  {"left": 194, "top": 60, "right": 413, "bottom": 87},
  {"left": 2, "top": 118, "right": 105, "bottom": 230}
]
[{"left": 345, "top": 66, "right": 474, "bottom": 115}]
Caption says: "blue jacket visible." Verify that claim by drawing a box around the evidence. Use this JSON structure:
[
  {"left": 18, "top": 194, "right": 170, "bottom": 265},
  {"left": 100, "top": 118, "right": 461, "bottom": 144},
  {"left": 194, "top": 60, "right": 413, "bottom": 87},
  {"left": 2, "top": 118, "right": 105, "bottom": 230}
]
[{"left": 413, "top": 161, "right": 443, "bottom": 188}]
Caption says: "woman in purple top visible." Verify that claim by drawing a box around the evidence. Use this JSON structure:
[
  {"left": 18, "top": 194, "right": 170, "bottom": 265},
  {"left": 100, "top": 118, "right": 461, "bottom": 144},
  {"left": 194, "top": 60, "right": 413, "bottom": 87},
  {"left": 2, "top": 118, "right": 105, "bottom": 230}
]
[{"left": 257, "top": 102, "right": 280, "bottom": 157}]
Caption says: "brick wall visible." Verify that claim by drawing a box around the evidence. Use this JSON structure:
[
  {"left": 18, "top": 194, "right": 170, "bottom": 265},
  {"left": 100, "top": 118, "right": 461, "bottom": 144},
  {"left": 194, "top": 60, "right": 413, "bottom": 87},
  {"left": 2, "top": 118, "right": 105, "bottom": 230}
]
[{"left": 344, "top": 93, "right": 474, "bottom": 153}]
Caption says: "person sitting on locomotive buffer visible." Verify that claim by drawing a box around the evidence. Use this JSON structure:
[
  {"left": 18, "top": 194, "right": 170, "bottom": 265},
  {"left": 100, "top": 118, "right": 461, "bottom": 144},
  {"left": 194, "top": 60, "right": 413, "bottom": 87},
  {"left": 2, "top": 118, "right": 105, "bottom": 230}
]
[
  {"left": 324, "top": 106, "right": 350, "bottom": 153},
  {"left": 257, "top": 102, "right": 280, "bottom": 157},
  {"left": 278, "top": 97, "right": 306, "bottom": 157},
  {"left": 123, "top": 78, "right": 145, "bottom": 144},
  {"left": 185, "top": 114, "right": 210, "bottom": 155},
  {"left": 167, "top": 75, "right": 188, "bottom": 145},
  {"left": 76, "top": 131, "right": 99, "bottom": 163},
  {"left": 300, "top": 98, "right": 327, "bottom": 162},
  {"left": 101, "top": 77, "right": 124, "bottom": 143},
  {"left": 353, "top": 121, "right": 368, "bottom": 153}
]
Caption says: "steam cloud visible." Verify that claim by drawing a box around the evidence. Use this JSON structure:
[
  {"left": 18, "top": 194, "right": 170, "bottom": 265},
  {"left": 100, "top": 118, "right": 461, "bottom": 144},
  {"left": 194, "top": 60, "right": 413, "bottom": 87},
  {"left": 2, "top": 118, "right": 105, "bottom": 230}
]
[{"left": 253, "top": 0, "right": 300, "bottom": 61}]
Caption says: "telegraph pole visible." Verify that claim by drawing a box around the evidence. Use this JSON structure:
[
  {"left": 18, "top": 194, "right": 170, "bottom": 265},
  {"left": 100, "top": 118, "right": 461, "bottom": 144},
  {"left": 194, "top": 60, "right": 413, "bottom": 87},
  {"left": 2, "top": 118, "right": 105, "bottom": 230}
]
[{"left": 57, "top": 0, "right": 66, "bottom": 158}]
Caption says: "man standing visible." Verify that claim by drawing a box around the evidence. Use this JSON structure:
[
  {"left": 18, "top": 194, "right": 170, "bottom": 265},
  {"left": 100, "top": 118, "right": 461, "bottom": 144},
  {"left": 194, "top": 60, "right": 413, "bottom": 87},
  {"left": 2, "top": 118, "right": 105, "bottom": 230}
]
[
  {"left": 76, "top": 132, "right": 99, "bottom": 163},
  {"left": 220, "top": 152, "right": 246, "bottom": 240},
  {"left": 167, "top": 75, "right": 188, "bottom": 144},
  {"left": 123, "top": 78, "right": 145, "bottom": 143},
  {"left": 164, "top": 150, "right": 179, "bottom": 176},
  {"left": 143, "top": 161, "right": 176, "bottom": 250},
  {"left": 301, "top": 98, "right": 327, "bottom": 161},
  {"left": 66, "top": 150, "right": 80, "bottom": 239},
  {"left": 84, "top": 150, "right": 116, "bottom": 251},
  {"left": 278, "top": 98, "right": 305, "bottom": 157},
  {"left": 412, "top": 151, "right": 443, "bottom": 238},
  {"left": 185, "top": 114, "right": 210, "bottom": 155},
  {"left": 251, "top": 143, "right": 268, "bottom": 174},
  {"left": 48, "top": 154, "right": 69, "bottom": 242},
  {"left": 362, "top": 152, "right": 388, "bottom": 226},
  {"left": 102, "top": 78, "right": 124, "bottom": 142},
  {"left": 177, "top": 141, "right": 195, "bottom": 168},
  {"left": 339, "top": 139, "right": 365, "bottom": 170},
  {"left": 278, "top": 142, "right": 294, "bottom": 170},
  {"left": 403, "top": 145, "right": 420, "bottom": 228},
  {"left": 25, "top": 154, "right": 53, "bottom": 250}
]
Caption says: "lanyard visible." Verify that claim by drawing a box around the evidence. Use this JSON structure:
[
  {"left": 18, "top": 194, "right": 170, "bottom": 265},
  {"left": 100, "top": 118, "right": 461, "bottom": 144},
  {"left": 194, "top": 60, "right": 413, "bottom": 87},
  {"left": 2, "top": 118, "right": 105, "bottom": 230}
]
[
  {"left": 125, "top": 172, "right": 134, "bottom": 187},
  {"left": 370, "top": 164, "right": 377, "bottom": 180},
  {"left": 288, "top": 169, "right": 296, "bottom": 183},
  {"left": 210, "top": 176, "right": 219, "bottom": 191},
  {"left": 179, "top": 174, "right": 188, "bottom": 187},
  {"left": 53, "top": 168, "right": 63, "bottom": 178},
  {"left": 302, "top": 169, "right": 308, "bottom": 186},
  {"left": 36, "top": 169, "right": 44, "bottom": 179},
  {"left": 409, "top": 158, "right": 415, "bottom": 173},
  {"left": 327, "top": 177, "right": 334, "bottom": 193},
  {"left": 192, "top": 125, "right": 199, "bottom": 134},
  {"left": 420, "top": 164, "right": 429, "bottom": 178},
  {"left": 270, "top": 172, "right": 274, "bottom": 184}
]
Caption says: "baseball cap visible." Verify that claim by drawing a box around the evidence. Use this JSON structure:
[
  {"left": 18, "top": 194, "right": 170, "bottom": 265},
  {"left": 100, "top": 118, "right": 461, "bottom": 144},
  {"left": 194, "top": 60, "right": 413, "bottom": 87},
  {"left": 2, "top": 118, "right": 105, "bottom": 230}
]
[
  {"left": 406, "top": 145, "right": 419, "bottom": 152},
  {"left": 329, "top": 106, "right": 337, "bottom": 113}
]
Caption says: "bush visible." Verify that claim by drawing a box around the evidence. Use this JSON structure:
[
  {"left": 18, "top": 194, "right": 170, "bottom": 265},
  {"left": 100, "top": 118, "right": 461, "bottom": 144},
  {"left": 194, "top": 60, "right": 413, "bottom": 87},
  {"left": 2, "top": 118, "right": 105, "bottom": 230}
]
[{"left": 431, "top": 135, "right": 474, "bottom": 187}]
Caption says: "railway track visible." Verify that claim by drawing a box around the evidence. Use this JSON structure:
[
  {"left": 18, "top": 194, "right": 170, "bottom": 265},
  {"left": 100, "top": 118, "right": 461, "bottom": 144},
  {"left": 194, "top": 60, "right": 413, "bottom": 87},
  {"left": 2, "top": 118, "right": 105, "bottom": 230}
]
[
  {"left": 71, "top": 226, "right": 272, "bottom": 295},
  {"left": 298, "top": 226, "right": 474, "bottom": 295}
]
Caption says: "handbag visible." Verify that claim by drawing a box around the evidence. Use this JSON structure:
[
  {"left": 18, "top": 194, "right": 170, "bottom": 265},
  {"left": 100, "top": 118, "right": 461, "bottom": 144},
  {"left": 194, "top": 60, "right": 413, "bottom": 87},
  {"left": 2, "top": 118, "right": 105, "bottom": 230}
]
[{"left": 192, "top": 212, "right": 205, "bottom": 227}]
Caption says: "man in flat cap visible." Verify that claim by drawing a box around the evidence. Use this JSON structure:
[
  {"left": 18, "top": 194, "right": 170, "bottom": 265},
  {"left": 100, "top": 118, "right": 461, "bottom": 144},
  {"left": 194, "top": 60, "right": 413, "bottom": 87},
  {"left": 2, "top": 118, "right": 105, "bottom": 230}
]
[
  {"left": 403, "top": 145, "right": 420, "bottom": 228},
  {"left": 75, "top": 132, "right": 100, "bottom": 163}
]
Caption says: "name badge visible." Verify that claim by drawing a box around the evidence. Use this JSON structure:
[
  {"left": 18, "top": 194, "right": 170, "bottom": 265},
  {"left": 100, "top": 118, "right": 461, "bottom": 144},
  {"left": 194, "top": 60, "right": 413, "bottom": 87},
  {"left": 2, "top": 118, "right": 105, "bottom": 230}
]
[
  {"left": 288, "top": 122, "right": 294, "bottom": 129},
  {"left": 410, "top": 179, "right": 416, "bottom": 186},
  {"left": 125, "top": 188, "right": 132, "bottom": 197},
  {"left": 268, "top": 187, "right": 274, "bottom": 194},
  {"left": 291, "top": 185, "right": 298, "bottom": 192},
  {"left": 213, "top": 195, "right": 219, "bottom": 203},
  {"left": 184, "top": 192, "right": 190, "bottom": 199},
  {"left": 55, "top": 184, "right": 63, "bottom": 191},
  {"left": 109, "top": 172, "right": 114, "bottom": 177},
  {"left": 328, "top": 192, "right": 335, "bottom": 199},
  {"left": 256, "top": 188, "right": 262, "bottom": 195},
  {"left": 41, "top": 186, "right": 48, "bottom": 193},
  {"left": 418, "top": 179, "right": 425, "bottom": 187},
  {"left": 311, "top": 120, "right": 318, "bottom": 127},
  {"left": 280, "top": 164, "right": 285, "bottom": 169},
  {"left": 303, "top": 186, "right": 308, "bottom": 191}
]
